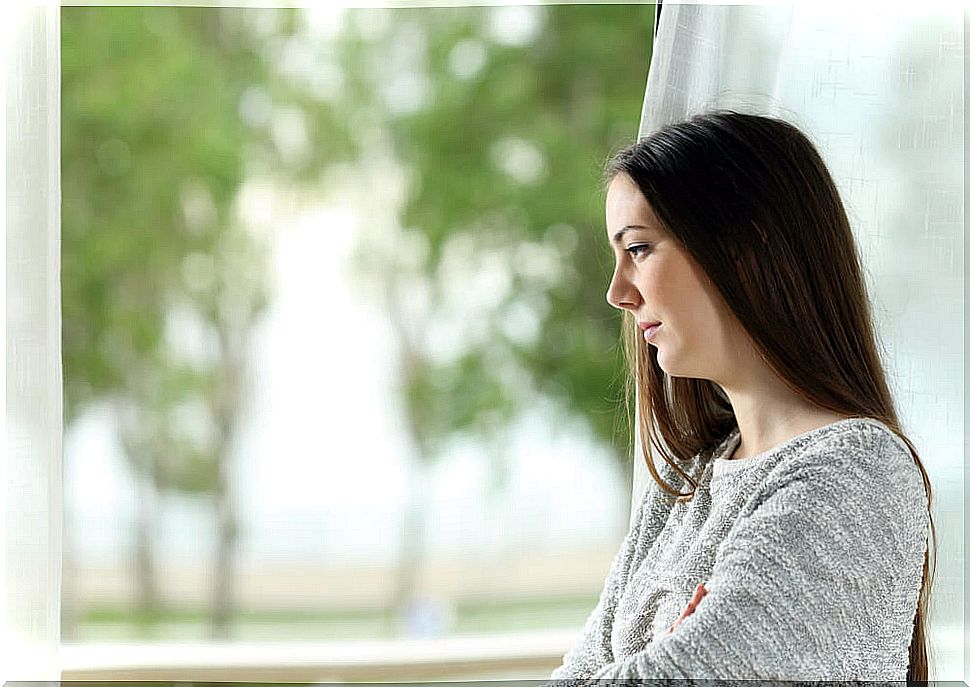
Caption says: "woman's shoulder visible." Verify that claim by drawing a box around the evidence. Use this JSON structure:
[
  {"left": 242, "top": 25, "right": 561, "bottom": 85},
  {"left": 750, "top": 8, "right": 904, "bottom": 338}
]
[
  {"left": 784, "top": 417, "right": 915, "bottom": 469},
  {"left": 768, "top": 416, "right": 926, "bottom": 509}
]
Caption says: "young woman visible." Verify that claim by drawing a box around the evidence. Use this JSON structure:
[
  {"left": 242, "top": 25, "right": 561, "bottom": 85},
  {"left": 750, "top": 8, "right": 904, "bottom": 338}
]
[{"left": 549, "top": 111, "right": 935, "bottom": 681}]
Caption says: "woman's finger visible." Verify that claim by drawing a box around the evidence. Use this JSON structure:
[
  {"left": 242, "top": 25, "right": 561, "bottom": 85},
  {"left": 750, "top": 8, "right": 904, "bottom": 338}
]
[
  {"left": 685, "top": 583, "right": 705, "bottom": 609},
  {"left": 665, "top": 583, "right": 707, "bottom": 634}
]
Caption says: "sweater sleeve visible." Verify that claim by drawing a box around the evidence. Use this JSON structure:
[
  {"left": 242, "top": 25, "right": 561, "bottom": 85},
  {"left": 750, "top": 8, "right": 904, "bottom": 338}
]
[
  {"left": 589, "top": 440, "right": 928, "bottom": 681},
  {"left": 549, "top": 472, "right": 677, "bottom": 680},
  {"left": 547, "top": 527, "right": 633, "bottom": 679}
]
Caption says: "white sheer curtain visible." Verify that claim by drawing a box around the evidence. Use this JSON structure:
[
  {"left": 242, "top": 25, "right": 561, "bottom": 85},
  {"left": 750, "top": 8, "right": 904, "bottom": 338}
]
[
  {"left": 4, "top": 1, "right": 62, "bottom": 681},
  {"left": 631, "top": 2, "right": 964, "bottom": 681}
]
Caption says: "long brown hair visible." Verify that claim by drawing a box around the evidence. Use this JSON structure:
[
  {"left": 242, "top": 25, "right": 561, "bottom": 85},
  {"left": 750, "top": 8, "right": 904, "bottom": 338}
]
[{"left": 604, "top": 110, "right": 936, "bottom": 680}]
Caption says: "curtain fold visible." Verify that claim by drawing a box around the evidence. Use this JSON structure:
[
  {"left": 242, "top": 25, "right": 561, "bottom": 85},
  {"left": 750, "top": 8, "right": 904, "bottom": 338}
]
[
  {"left": 4, "top": 2, "right": 62, "bottom": 680},
  {"left": 632, "top": 3, "right": 963, "bottom": 681}
]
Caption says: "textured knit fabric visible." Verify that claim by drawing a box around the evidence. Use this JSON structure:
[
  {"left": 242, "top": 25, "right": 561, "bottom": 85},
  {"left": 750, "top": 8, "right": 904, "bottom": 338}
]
[{"left": 549, "top": 417, "right": 928, "bottom": 681}]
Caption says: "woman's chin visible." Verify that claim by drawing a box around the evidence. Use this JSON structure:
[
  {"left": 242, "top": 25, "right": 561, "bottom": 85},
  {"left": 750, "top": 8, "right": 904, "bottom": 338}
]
[{"left": 655, "top": 351, "right": 689, "bottom": 378}]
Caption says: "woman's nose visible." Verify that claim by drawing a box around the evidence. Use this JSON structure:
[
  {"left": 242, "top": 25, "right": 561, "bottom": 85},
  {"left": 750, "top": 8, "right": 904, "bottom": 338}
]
[{"left": 606, "top": 273, "right": 640, "bottom": 311}]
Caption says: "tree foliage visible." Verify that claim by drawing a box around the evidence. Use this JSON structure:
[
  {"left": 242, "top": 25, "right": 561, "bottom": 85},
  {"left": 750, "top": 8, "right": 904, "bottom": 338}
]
[
  {"left": 60, "top": 6, "right": 361, "bottom": 632},
  {"left": 61, "top": 4, "right": 654, "bottom": 636},
  {"left": 338, "top": 5, "right": 654, "bottom": 482}
]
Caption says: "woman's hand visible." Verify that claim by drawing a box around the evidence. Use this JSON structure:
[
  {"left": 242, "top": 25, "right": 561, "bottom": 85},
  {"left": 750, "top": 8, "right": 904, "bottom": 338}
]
[{"left": 665, "top": 582, "right": 707, "bottom": 635}]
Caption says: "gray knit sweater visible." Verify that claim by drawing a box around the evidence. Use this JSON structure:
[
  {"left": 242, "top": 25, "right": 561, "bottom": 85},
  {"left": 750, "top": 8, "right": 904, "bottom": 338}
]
[{"left": 549, "top": 417, "right": 928, "bottom": 681}]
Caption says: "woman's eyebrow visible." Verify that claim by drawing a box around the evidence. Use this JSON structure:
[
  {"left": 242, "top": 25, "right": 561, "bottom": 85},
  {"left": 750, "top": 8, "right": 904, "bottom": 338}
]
[{"left": 611, "top": 224, "right": 652, "bottom": 244}]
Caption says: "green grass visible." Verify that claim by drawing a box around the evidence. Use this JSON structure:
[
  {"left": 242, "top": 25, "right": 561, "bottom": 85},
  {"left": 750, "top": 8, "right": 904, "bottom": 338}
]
[{"left": 65, "top": 594, "right": 598, "bottom": 642}]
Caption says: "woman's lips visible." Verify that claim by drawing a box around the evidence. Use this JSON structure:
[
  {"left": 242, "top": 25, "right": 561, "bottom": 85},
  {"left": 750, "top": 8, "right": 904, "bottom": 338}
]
[{"left": 643, "top": 323, "right": 661, "bottom": 341}]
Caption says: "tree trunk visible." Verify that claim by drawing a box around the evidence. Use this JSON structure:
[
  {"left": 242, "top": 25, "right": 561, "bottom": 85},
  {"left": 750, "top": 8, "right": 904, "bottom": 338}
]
[
  {"left": 388, "top": 457, "right": 430, "bottom": 636},
  {"left": 210, "top": 476, "right": 238, "bottom": 639},
  {"left": 133, "top": 460, "right": 161, "bottom": 631},
  {"left": 117, "top": 403, "right": 162, "bottom": 633},
  {"left": 382, "top": 265, "right": 439, "bottom": 637},
  {"left": 208, "top": 321, "right": 245, "bottom": 638}
]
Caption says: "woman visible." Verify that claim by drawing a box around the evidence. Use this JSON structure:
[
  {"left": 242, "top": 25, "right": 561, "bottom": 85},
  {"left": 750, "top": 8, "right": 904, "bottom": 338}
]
[{"left": 549, "top": 111, "right": 935, "bottom": 681}]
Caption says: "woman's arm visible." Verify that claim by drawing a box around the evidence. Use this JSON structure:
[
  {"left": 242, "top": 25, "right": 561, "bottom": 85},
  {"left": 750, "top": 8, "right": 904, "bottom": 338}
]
[
  {"left": 587, "top": 441, "right": 928, "bottom": 681},
  {"left": 549, "top": 472, "right": 680, "bottom": 679},
  {"left": 547, "top": 528, "right": 634, "bottom": 679}
]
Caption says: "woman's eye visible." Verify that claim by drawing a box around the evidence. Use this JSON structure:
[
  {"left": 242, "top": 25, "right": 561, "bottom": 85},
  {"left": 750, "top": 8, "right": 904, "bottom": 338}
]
[{"left": 625, "top": 243, "right": 652, "bottom": 258}]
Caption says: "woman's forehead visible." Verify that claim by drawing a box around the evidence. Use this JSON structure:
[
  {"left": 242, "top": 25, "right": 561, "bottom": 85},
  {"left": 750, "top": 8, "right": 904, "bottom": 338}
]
[{"left": 607, "top": 179, "right": 661, "bottom": 227}]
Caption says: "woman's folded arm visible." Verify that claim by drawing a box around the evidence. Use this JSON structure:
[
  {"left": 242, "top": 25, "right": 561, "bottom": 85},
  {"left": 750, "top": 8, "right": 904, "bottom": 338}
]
[
  {"left": 589, "top": 446, "right": 927, "bottom": 681},
  {"left": 549, "top": 474, "right": 679, "bottom": 680}
]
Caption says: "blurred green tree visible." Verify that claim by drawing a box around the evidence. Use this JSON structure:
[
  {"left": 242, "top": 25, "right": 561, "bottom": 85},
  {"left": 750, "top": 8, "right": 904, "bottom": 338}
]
[
  {"left": 60, "top": 6, "right": 358, "bottom": 637},
  {"left": 62, "top": 3, "right": 653, "bottom": 640},
  {"left": 333, "top": 5, "right": 654, "bottom": 631}
]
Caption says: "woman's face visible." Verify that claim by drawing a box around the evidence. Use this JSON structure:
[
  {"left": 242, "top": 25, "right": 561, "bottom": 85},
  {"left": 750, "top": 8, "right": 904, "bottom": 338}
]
[{"left": 604, "top": 172, "right": 739, "bottom": 381}]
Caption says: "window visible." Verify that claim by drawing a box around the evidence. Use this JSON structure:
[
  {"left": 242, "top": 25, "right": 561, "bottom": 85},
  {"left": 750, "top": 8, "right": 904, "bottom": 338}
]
[{"left": 54, "top": 4, "right": 654, "bottom": 680}]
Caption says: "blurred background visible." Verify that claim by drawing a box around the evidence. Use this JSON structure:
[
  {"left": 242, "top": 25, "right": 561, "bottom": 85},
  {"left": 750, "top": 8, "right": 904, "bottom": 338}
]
[
  {"left": 59, "top": 3, "right": 655, "bottom": 646},
  {"left": 50, "top": 3, "right": 965, "bottom": 682}
]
